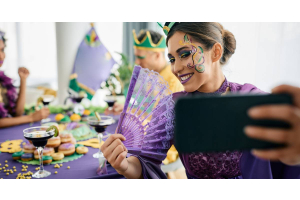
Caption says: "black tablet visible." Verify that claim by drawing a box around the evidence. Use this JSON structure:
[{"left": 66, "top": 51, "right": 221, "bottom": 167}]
[{"left": 174, "top": 93, "right": 292, "bottom": 153}]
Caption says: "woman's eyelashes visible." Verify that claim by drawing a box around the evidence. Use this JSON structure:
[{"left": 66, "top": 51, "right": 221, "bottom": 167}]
[
  {"left": 179, "top": 50, "right": 192, "bottom": 59},
  {"left": 168, "top": 50, "right": 192, "bottom": 64},
  {"left": 168, "top": 55, "right": 175, "bottom": 63}
]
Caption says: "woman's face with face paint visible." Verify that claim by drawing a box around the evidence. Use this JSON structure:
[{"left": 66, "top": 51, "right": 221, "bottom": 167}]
[{"left": 167, "top": 31, "right": 213, "bottom": 93}]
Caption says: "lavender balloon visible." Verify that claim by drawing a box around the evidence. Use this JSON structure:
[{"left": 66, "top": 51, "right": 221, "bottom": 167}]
[{"left": 116, "top": 66, "right": 175, "bottom": 162}]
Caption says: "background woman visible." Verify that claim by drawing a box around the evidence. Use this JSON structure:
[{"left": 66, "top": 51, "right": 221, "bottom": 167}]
[{"left": 0, "top": 30, "right": 50, "bottom": 128}]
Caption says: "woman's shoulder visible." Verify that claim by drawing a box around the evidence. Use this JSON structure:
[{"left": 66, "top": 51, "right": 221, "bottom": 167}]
[
  {"left": 229, "top": 81, "right": 266, "bottom": 94},
  {"left": 172, "top": 91, "right": 188, "bottom": 101}
]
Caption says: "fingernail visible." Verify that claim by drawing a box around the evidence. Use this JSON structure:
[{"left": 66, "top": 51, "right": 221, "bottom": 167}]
[
  {"left": 248, "top": 108, "right": 259, "bottom": 116},
  {"left": 244, "top": 126, "right": 253, "bottom": 135},
  {"left": 244, "top": 127, "right": 258, "bottom": 137},
  {"left": 251, "top": 149, "right": 259, "bottom": 157}
]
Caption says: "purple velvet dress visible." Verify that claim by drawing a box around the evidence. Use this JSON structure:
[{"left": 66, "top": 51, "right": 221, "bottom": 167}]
[{"left": 133, "top": 78, "right": 300, "bottom": 179}]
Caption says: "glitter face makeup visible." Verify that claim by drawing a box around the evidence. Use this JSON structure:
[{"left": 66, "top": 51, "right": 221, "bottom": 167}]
[
  {"left": 136, "top": 55, "right": 146, "bottom": 59},
  {"left": 179, "top": 34, "right": 205, "bottom": 73}
]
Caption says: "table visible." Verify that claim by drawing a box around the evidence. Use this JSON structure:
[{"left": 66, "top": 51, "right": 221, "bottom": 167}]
[{"left": 0, "top": 114, "right": 124, "bottom": 179}]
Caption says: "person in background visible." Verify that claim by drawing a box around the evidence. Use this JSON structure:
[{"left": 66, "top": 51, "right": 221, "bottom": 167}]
[
  {"left": 0, "top": 30, "right": 49, "bottom": 128},
  {"left": 108, "top": 29, "right": 184, "bottom": 114}
]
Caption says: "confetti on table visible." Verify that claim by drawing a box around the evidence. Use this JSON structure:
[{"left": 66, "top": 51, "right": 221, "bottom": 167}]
[
  {"left": 67, "top": 166, "right": 70, "bottom": 169},
  {"left": 55, "top": 171, "right": 58, "bottom": 174}
]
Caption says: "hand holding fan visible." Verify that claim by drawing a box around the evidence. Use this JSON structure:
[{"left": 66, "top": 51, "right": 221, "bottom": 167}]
[{"left": 115, "top": 65, "right": 175, "bottom": 162}]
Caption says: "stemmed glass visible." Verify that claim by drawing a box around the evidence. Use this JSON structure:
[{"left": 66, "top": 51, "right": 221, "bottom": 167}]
[
  {"left": 23, "top": 126, "right": 54, "bottom": 178},
  {"left": 64, "top": 94, "right": 85, "bottom": 115},
  {"left": 104, "top": 95, "right": 117, "bottom": 114},
  {"left": 40, "top": 95, "right": 55, "bottom": 124},
  {"left": 87, "top": 116, "right": 114, "bottom": 175}
]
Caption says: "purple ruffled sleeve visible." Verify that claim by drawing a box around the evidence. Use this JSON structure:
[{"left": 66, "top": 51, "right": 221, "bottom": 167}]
[{"left": 131, "top": 155, "right": 167, "bottom": 179}]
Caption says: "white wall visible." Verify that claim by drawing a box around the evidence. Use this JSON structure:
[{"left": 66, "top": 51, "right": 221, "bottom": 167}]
[
  {"left": 0, "top": 22, "right": 57, "bottom": 89},
  {"left": 94, "top": 22, "right": 123, "bottom": 61},
  {"left": 221, "top": 22, "right": 300, "bottom": 92}
]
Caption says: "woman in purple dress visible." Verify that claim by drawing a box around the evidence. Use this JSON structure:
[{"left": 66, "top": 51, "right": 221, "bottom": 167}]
[
  {"left": 0, "top": 30, "right": 50, "bottom": 128},
  {"left": 101, "top": 23, "right": 300, "bottom": 179}
]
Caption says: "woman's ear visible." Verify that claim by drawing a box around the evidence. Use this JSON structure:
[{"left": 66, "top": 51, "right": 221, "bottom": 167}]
[{"left": 211, "top": 43, "right": 223, "bottom": 63}]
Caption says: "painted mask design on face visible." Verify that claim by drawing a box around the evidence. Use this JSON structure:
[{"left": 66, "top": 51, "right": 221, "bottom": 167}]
[
  {"left": 136, "top": 55, "right": 146, "bottom": 60},
  {"left": 179, "top": 34, "right": 205, "bottom": 73}
]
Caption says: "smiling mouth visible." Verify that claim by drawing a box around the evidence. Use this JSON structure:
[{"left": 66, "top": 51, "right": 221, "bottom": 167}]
[{"left": 178, "top": 73, "right": 194, "bottom": 84}]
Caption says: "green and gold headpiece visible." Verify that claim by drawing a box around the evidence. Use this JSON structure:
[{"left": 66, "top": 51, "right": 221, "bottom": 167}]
[
  {"left": 133, "top": 29, "right": 166, "bottom": 52},
  {"left": 157, "top": 22, "right": 180, "bottom": 36}
]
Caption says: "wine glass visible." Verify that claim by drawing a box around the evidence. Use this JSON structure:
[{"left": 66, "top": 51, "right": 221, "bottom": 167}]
[
  {"left": 87, "top": 116, "right": 114, "bottom": 175},
  {"left": 64, "top": 93, "right": 85, "bottom": 115},
  {"left": 40, "top": 95, "right": 55, "bottom": 124},
  {"left": 23, "top": 126, "right": 54, "bottom": 178},
  {"left": 104, "top": 95, "right": 117, "bottom": 115}
]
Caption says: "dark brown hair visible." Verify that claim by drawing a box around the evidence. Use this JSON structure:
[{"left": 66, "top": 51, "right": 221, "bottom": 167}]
[{"left": 166, "top": 22, "right": 236, "bottom": 65}]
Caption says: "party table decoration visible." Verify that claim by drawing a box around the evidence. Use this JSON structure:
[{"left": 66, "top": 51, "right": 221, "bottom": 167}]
[
  {"left": 68, "top": 23, "right": 116, "bottom": 100},
  {"left": 61, "top": 123, "right": 97, "bottom": 141},
  {"left": 0, "top": 140, "right": 23, "bottom": 153},
  {"left": 16, "top": 152, "right": 83, "bottom": 165},
  {"left": 77, "top": 138, "right": 104, "bottom": 149}
]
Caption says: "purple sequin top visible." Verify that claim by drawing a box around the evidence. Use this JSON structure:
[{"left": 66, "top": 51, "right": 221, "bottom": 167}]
[
  {"left": 173, "top": 78, "right": 265, "bottom": 179},
  {"left": 0, "top": 71, "right": 17, "bottom": 118}
]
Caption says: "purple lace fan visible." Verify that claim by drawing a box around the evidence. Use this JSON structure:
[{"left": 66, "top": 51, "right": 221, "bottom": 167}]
[{"left": 115, "top": 65, "right": 175, "bottom": 161}]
